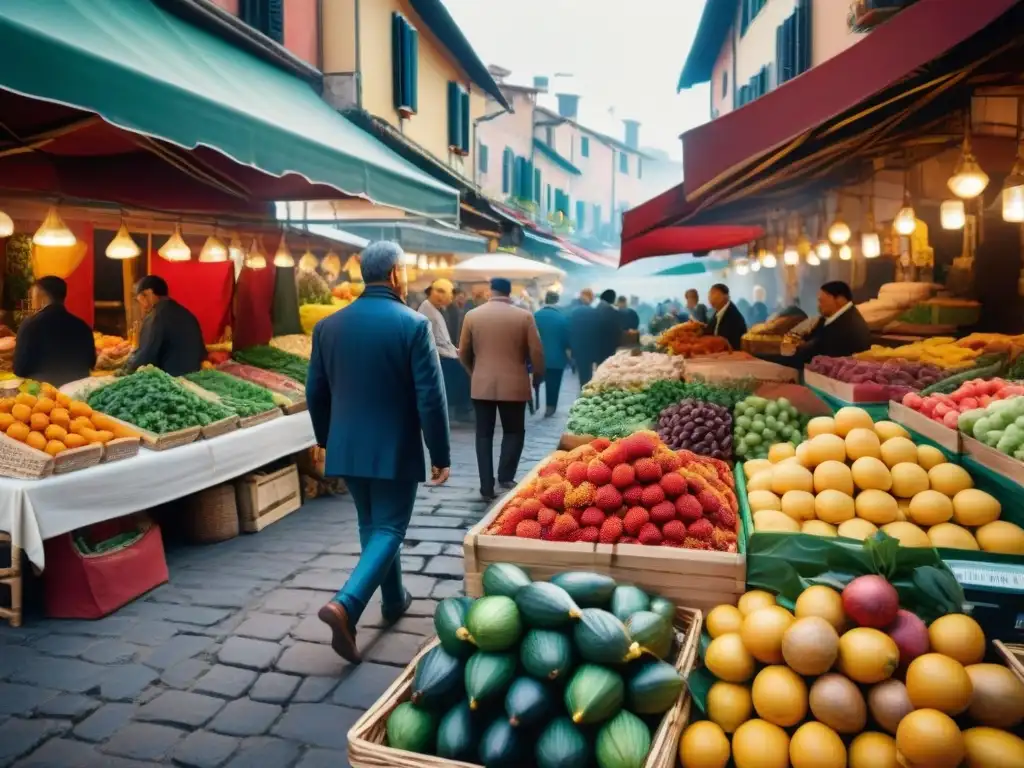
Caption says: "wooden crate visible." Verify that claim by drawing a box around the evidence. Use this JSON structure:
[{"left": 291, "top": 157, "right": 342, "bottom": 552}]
[
  {"left": 235, "top": 464, "right": 302, "bottom": 533},
  {"left": 0, "top": 532, "right": 21, "bottom": 628},
  {"left": 888, "top": 401, "right": 961, "bottom": 454},
  {"left": 962, "top": 435, "right": 1024, "bottom": 486}
]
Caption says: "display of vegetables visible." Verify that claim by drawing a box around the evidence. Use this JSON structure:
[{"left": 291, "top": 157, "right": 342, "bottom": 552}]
[
  {"left": 232, "top": 345, "right": 308, "bottom": 384},
  {"left": 959, "top": 396, "right": 1024, "bottom": 464},
  {"left": 386, "top": 564, "right": 686, "bottom": 768},
  {"left": 295, "top": 269, "right": 333, "bottom": 306},
  {"left": 807, "top": 356, "right": 943, "bottom": 401},
  {"left": 732, "top": 395, "right": 807, "bottom": 461},
  {"left": 854, "top": 337, "right": 981, "bottom": 369},
  {"left": 184, "top": 369, "right": 285, "bottom": 416},
  {"left": 902, "top": 377, "right": 1024, "bottom": 429},
  {"left": 216, "top": 362, "right": 305, "bottom": 402},
  {"left": 87, "top": 367, "right": 232, "bottom": 433},
  {"left": 657, "top": 399, "right": 732, "bottom": 460},
  {"left": 657, "top": 322, "right": 731, "bottom": 357},
  {"left": 269, "top": 334, "right": 313, "bottom": 359},
  {"left": 919, "top": 353, "right": 1007, "bottom": 396},
  {"left": 584, "top": 350, "right": 685, "bottom": 391}
]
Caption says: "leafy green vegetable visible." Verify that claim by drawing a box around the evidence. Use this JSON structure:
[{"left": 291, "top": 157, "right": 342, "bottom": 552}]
[
  {"left": 87, "top": 367, "right": 233, "bottom": 433},
  {"left": 185, "top": 369, "right": 278, "bottom": 418},
  {"left": 232, "top": 345, "right": 309, "bottom": 384}
]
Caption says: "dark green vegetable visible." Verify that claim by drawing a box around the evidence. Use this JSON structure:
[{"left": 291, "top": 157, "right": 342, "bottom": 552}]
[
  {"left": 520, "top": 629, "right": 574, "bottom": 681},
  {"left": 564, "top": 664, "right": 624, "bottom": 724},
  {"left": 410, "top": 645, "right": 463, "bottom": 707},
  {"left": 386, "top": 701, "right": 435, "bottom": 753},
  {"left": 465, "top": 652, "right": 516, "bottom": 711},
  {"left": 551, "top": 571, "right": 616, "bottom": 608},
  {"left": 505, "top": 676, "right": 551, "bottom": 728},
  {"left": 88, "top": 367, "right": 232, "bottom": 433},
  {"left": 626, "top": 611, "right": 673, "bottom": 659},
  {"left": 536, "top": 717, "right": 590, "bottom": 768},
  {"left": 515, "top": 582, "right": 582, "bottom": 628},
  {"left": 626, "top": 660, "right": 684, "bottom": 714},
  {"left": 434, "top": 598, "right": 474, "bottom": 659},
  {"left": 920, "top": 353, "right": 1006, "bottom": 396},
  {"left": 595, "top": 710, "right": 651, "bottom": 768},
  {"left": 575, "top": 609, "right": 641, "bottom": 665},
  {"left": 610, "top": 586, "right": 650, "bottom": 622},
  {"left": 479, "top": 718, "right": 525, "bottom": 767},
  {"left": 648, "top": 596, "right": 676, "bottom": 623},
  {"left": 465, "top": 596, "right": 522, "bottom": 652},
  {"left": 185, "top": 369, "right": 278, "bottom": 416},
  {"left": 435, "top": 701, "right": 477, "bottom": 761},
  {"left": 482, "top": 563, "right": 532, "bottom": 598},
  {"left": 232, "top": 345, "right": 309, "bottom": 384}
]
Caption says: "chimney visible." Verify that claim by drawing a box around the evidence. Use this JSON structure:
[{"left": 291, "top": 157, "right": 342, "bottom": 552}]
[
  {"left": 488, "top": 64, "right": 511, "bottom": 84},
  {"left": 556, "top": 93, "right": 579, "bottom": 121},
  {"left": 533, "top": 75, "right": 549, "bottom": 92},
  {"left": 623, "top": 119, "right": 641, "bottom": 150}
]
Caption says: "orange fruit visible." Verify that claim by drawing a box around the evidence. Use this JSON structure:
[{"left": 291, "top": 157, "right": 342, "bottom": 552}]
[
  {"left": 63, "top": 433, "right": 87, "bottom": 449},
  {"left": 25, "top": 431, "right": 47, "bottom": 451},
  {"left": 68, "top": 401, "right": 92, "bottom": 418},
  {"left": 44, "top": 424, "right": 67, "bottom": 442},
  {"left": 11, "top": 403, "right": 31, "bottom": 423},
  {"left": 14, "top": 392, "right": 36, "bottom": 407},
  {"left": 49, "top": 407, "right": 70, "bottom": 428},
  {"left": 5, "top": 422, "right": 29, "bottom": 442},
  {"left": 32, "top": 397, "right": 55, "bottom": 414},
  {"left": 29, "top": 413, "right": 49, "bottom": 432},
  {"left": 93, "top": 430, "right": 113, "bottom": 444},
  {"left": 56, "top": 391, "right": 71, "bottom": 406},
  {"left": 44, "top": 439, "right": 66, "bottom": 456},
  {"left": 0, "top": 398, "right": 14, "bottom": 413},
  {"left": 0, "top": 413, "right": 13, "bottom": 431},
  {"left": 39, "top": 383, "right": 57, "bottom": 398}
]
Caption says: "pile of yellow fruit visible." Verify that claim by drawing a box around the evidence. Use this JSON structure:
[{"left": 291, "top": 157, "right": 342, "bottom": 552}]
[
  {"left": 854, "top": 337, "right": 980, "bottom": 369},
  {"left": 678, "top": 586, "right": 1024, "bottom": 768},
  {"left": 745, "top": 406, "right": 1024, "bottom": 553}
]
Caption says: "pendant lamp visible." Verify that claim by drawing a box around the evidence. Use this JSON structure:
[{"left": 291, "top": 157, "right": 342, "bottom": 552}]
[
  {"left": 245, "top": 238, "right": 267, "bottom": 270},
  {"left": 1002, "top": 107, "right": 1024, "bottom": 223},
  {"left": 417, "top": 254, "right": 429, "bottom": 270},
  {"left": 0, "top": 209, "right": 12, "bottom": 238},
  {"left": 827, "top": 214, "right": 851, "bottom": 245},
  {"left": 894, "top": 194, "right": 917, "bottom": 236},
  {"left": 806, "top": 252, "right": 821, "bottom": 266},
  {"left": 761, "top": 252, "right": 777, "bottom": 269},
  {"left": 298, "top": 249, "right": 319, "bottom": 272},
  {"left": 273, "top": 235, "right": 295, "bottom": 267},
  {"left": 158, "top": 225, "right": 191, "bottom": 261},
  {"left": 33, "top": 207, "right": 77, "bottom": 247},
  {"left": 228, "top": 235, "right": 246, "bottom": 262},
  {"left": 816, "top": 241, "right": 832, "bottom": 261},
  {"left": 783, "top": 246, "right": 799, "bottom": 266},
  {"left": 940, "top": 200, "right": 966, "bottom": 230},
  {"left": 749, "top": 258, "right": 761, "bottom": 273},
  {"left": 735, "top": 259, "right": 749, "bottom": 276},
  {"left": 198, "top": 235, "right": 228, "bottom": 263},
  {"left": 839, "top": 244, "right": 853, "bottom": 261},
  {"left": 105, "top": 223, "right": 141, "bottom": 260},
  {"left": 948, "top": 121, "right": 989, "bottom": 199}
]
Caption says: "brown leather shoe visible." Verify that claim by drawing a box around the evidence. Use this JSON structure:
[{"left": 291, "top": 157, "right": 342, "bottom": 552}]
[{"left": 318, "top": 602, "right": 361, "bottom": 664}]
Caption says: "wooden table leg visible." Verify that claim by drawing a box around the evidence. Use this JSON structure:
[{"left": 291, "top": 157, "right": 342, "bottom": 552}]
[{"left": 0, "top": 533, "right": 21, "bottom": 628}]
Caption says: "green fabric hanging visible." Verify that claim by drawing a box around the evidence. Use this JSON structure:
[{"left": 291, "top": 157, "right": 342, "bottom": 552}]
[{"left": 271, "top": 267, "right": 303, "bottom": 337}]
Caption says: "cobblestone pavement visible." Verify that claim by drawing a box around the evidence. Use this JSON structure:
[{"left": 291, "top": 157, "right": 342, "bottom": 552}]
[{"left": 0, "top": 378, "right": 578, "bottom": 767}]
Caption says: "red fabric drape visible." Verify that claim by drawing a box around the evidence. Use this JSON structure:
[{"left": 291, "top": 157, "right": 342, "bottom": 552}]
[
  {"left": 149, "top": 251, "right": 233, "bottom": 343},
  {"left": 231, "top": 236, "right": 277, "bottom": 350},
  {"left": 64, "top": 221, "right": 94, "bottom": 327}
]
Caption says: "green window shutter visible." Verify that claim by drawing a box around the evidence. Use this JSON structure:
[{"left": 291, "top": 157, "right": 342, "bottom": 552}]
[
  {"left": 575, "top": 201, "right": 585, "bottom": 229},
  {"left": 593, "top": 204, "right": 601, "bottom": 228},
  {"left": 391, "top": 13, "right": 403, "bottom": 111},
  {"left": 392, "top": 14, "right": 418, "bottom": 114},
  {"left": 546, "top": 184, "right": 552, "bottom": 212},
  {"left": 502, "top": 148, "right": 513, "bottom": 193},
  {"left": 581, "top": 137, "right": 589, "bottom": 158},
  {"left": 533, "top": 169, "right": 541, "bottom": 203},
  {"left": 520, "top": 160, "right": 533, "bottom": 201},
  {"left": 638, "top": 157, "right": 643, "bottom": 179},
  {"left": 479, "top": 145, "right": 488, "bottom": 173},
  {"left": 512, "top": 155, "right": 522, "bottom": 197},
  {"left": 406, "top": 23, "right": 418, "bottom": 113},
  {"left": 459, "top": 89, "right": 470, "bottom": 152},
  {"left": 446, "top": 81, "right": 461, "bottom": 149},
  {"left": 619, "top": 153, "right": 628, "bottom": 174},
  {"left": 241, "top": 0, "right": 283, "bottom": 44}
]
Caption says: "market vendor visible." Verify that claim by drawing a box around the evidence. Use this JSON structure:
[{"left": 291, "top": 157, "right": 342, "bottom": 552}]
[
  {"left": 121, "top": 275, "right": 205, "bottom": 376},
  {"left": 13, "top": 275, "right": 95, "bottom": 387},
  {"left": 705, "top": 283, "right": 748, "bottom": 350},
  {"left": 781, "top": 281, "right": 872, "bottom": 365}
]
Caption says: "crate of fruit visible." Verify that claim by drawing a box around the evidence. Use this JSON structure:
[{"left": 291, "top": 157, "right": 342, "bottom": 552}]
[
  {"left": 463, "top": 433, "right": 746, "bottom": 614},
  {"left": 348, "top": 565, "right": 702, "bottom": 768}
]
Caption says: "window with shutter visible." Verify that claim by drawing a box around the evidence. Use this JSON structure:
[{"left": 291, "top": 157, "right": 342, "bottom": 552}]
[
  {"left": 240, "top": 0, "right": 284, "bottom": 44},
  {"left": 575, "top": 201, "right": 586, "bottom": 231},
  {"left": 546, "top": 185, "right": 552, "bottom": 213},
  {"left": 479, "top": 145, "right": 489, "bottom": 174},
  {"left": 447, "top": 82, "right": 462, "bottom": 152},
  {"left": 513, "top": 156, "right": 523, "bottom": 199},
  {"left": 501, "top": 148, "right": 513, "bottom": 194},
  {"left": 593, "top": 204, "right": 602, "bottom": 229},
  {"left": 533, "top": 169, "right": 541, "bottom": 203},
  {"left": 581, "top": 137, "right": 590, "bottom": 158},
  {"left": 392, "top": 13, "right": 419, "bottom": 116},
  {"left": 619, "top": 153, "right": 628, "bottom": 175}
]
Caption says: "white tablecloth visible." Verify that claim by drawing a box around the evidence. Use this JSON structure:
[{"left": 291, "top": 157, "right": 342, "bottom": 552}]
[{"left": 0, "top": 412, "right": 316, "bottom": 570}]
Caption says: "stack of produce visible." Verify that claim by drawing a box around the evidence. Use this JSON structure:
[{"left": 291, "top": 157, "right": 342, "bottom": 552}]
[
  {"left": 0, "top": 382, "right": 137, "bottom": 455},
  {"left": 93, "top": 333, "right": 133, "bottom": 371},
  {"left": 585, "top": 351, "right": 685, "bottom": 391},
  {"left": 806, "top": 357, "right": 943, "bottom": 401},
  {"left": 486, "top": 432, "right": 739, "bottom": 551},
  {"left": 232, "top": 345, "right": 308, "bottom": 384},
  {"left": 959, "top": 397, "right": 1024, "bottom": 462},
  {"left": 733, "top": 395, "right": 808, "bottom": 461},
  {"left": 386, "top": 563, "right": 686, "bottom": 768},
  {"left": 216, "top": 362, "right": 305, "bottom": 403},
  {"left": 657, "top": 400, "right": 733, "bottom": 460},
  {"left": 296, "top": 269, "right": 333, "bottom": 306},
  {"left": 956, "top": 331, "right": 1024, "bottom": 354},
  {"left": 299, "top": 299, "right": 349, "bottom": 335},
  {"left": 657, "top": 323, "right": 731, "bottom": 357},
  {"left": 744, "top": 406, "right": 1024, "bottom": 553},
  {"left": 87, "top": 367, "right": 232, "bottom": 433},
  {"left": 269, "top": 334, "right": 313, "bottom": 359},
  {"left": 900, "top": 377, "right": 1024, "bottom": 429},
  {"left": 854, "top": 337, "right": 981, "bottom": 369},
  {"left": 679, "top": 577, "right": 1024, "bottom": 768},
  {"left": 742, "top": 315, "right": 808, "bottom": 355},
  {"left": 916, "top": 353, "right": 1009, "bottom": 396},
  {"left": 184, "top": 369, "right": 286, "bottom": 416}
]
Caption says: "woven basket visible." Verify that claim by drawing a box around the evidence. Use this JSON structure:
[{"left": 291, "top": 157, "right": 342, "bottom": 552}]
[
  {"left": 995, "top": 641, "right": 1024, "bottom": 683},
  {"left": 0, "top": 432, "right": 53, "bottom": 479},
  {"left": 183, "top": 484, "right": 239, "bottom": 544},
  {"left": 347, "top": 604, "right": 703, "bottom": 768},
  {"left": 201, "top": 415, "right": 239, "bottom": 439},
  {"left": 52, "top": 442, "right": 104, "bottom": 475},
  {"left": 101, "top": 436, "right": 141, "bottom": 464}
]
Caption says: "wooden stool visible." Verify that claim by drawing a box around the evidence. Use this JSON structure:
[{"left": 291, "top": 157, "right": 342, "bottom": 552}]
[{"left": 0, "top": 532, "right": 22, "bottom": 627}]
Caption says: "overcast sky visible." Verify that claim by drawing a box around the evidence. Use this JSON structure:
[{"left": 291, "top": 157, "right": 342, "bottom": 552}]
[{"left": 441, "top": 0, "right": 710, "bottom": 160}]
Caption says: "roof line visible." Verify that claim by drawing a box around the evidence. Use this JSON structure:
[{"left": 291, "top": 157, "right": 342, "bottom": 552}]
[
  {"left": 533, "top": 138, "right": 582, "bottom": 176},
  {"left": 534, "top": 106, "right": 651, "bottom": 157},
  {"left": 678, "top": 0, "right": 737, "bottom": 90}
]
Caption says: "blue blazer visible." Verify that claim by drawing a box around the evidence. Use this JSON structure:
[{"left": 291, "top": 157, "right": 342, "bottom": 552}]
[
  {"left": 534, "top": 306, "right": 570, "bottom": 370},
  {"left": 306, "top": 285, "right": 451, "bottom": 482}
]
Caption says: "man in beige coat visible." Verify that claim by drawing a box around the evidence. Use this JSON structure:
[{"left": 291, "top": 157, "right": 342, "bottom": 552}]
[{"left": 459, "top": 277, "right": 545, "bottom": 499}]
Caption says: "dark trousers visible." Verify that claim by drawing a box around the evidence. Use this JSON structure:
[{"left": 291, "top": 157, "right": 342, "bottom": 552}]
[
  {"left": 545, "top": 368, "right": 564, "bottom": 411},
  {"left": 473, "top": 400, "right": 527, "bottom": 493},
  {"left": 577, "top": 359, "right": 594, "bottom": 386},
  {"left": 440, "top": 356, "right": 472, "bottom": 419}
]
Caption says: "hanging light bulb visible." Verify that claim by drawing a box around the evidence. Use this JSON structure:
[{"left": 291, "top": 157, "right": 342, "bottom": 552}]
[
  {"left": 299, "top": 249, "right": 319, "bottom": 271},
  {"left": 228, "top": 235, "right": 246, "bottom": 262},
  {"left": 417, "top": 254, "right": 429, "bottom": 270},
  {"left": 761, "top": 252, "right": 777, "bottom": 269},
  {"left": 948, "top": 134, "right": 989, "bottom": 200},
  {"left": 894, "top": 199, "right": 917, "bottom": 235},
  {"left": 862, "top": 232, "right": 881, "bottom": 259},
  {"left": 245, "top": 238, "right": 267, "bottom": 270},
  {"left": 33, "top": 206, "right": 77, "bottom": 247},
  {"left": 1002, "top": 155, "right": 1024, "bottom": 223},
  {"left": 158, "top": 224, "right": 191, "bottom": 261},
  {"left": 735, "top": 259, "right": 749, "bottom": 276},
  {"left": 806, "top": 252, "right": 821, "bottom": 266},
  {"left": 273, "top": 235, "right": 295, "bottom": 267},
  {"left": 428, "top": 256, "right": 439, "bottom": 270},
  {"left": 198, "top": 235, "right": 228, "bottom": 263},
  {"left": 783, "top": 245, "right": 799, "bottom": 266},
  {"left": 940, "top": 199, "right": 966, "bottom": 230},
  {"left": 0, "top": 209, "right": 13, "bottom": 238},
  {"left": 815, "top": 241, "right": 832, "bottom": 261},
  {"left": 105, "top": 223, "right": 141, "bottom": 260},
  {"left": 827, "top": 215, "right": 851, "bottom": 245},
  {"left": 750, "top": 258, "right": 761, "bottom": 273},
  {"left": 839, "top": 244, "right": 853, "bottom": 261}
]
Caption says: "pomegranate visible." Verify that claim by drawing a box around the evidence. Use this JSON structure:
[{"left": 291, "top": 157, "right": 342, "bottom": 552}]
[
  {"left": 885, "top": 609, "right": 930, "bottom": 667},
  {"left": 841, "top": 575, "right": 899, "bottom": 628}
]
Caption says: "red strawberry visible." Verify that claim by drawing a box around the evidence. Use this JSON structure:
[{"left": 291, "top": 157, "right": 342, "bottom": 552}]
[
  {"left": 662, "top": 519, "right": 687, "bottom": 543},
  {"left": 675, "top": 494, "right": 703, "bottom": 523},
  {"left": 540, "top": 483, "right": 568, "bottom": 510},
  {"left": 515, "top": 520, "right": 542, "bottom": 538},
  {"left": 587, "top": 459, "right": 613, "bottom": 487},
  {"left": 519, "top": 498, "right": 542, "bottom": 519},
  {"left": 638, "top": 522, "right": 663, "bottom": 545},
  {"left": 497, "top": 516, "right": 519, "bottom": 536},
  {"left": 714, "top": 507, "right": 738, "bottom": 532},
  {"left": 698, "top": 489, "right": 725, "bottom": 515},
  {"left": 567, "top": 529, "right": 583, "bottom": 542},
  {"left": 657, "top": 452, "right": 683, "bottom": 473},
  {"left": 598, "top": 443, "right": 628, "bottom": 468},
  {"left": 551, "top": 513, "right": 580, "bottom": 540},
  {"left": 659, "top": 472, "right": 687, "bottom": 499},
  {"left": 620, "top": 433, "right": 658, "bottom": 460},
  {"left": 540, "top": 526, "right": 552, "bottom": 540},
  {"left": 568, "top": 508, "right": 583, "bottom": 522},
  {"left": 610, "top": 463, "right": 635, "bottom": 489},
  {"left": 538, "top": 507, "right": 558, "bottom": 526},
  {"left": 623, "top": 507, "right": 650, "bottom": 536},
  {"left": 622, "top": 484, "right": 644, "bottom": 507},
  {"left": 640, "top": 484, "right": 666, "bottom": 508},
  {"left": 688, "top": 518, "right": 714, "bottom": 541},
  {"left": 579, "top": 525, "right": 600, "bottom": 543},
  {"left": 581, "top": 507, "right": 606, "bottom": 527},
  {"left": 619, "top": 536, "right": 638, "bottom": 544},
  {"left": 595, "top": 485, "right": 623, "bottom": 512},
  {"left": 599, "top": 516, "right": 624, "bottom": 543},
  {"left": 633, "top": 457, "right": 663, "bottom": 484},
  {"left": 590, "top": 437, "right": 612, "bottom": 452},
  {"left": 650, "top": 501, "right": 677, "bottom": 525},
  {"left": 565, "top": 461, "right": 589, "bottom": 487}
]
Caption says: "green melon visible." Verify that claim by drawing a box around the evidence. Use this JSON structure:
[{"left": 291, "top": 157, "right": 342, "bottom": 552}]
[
  {"left": 505, "top": 676, "right": 552, "bottom": 728},
  {"left": 610, "top": 585, "right": 650, "bottom": 622},
  {"left": 648, "top": 596, "right": 676, "bottom": 623},
  {"left": 434, "top": 598, "right": 474, "bottom": 659},
  {"left": 482, "top": 563, "right": 532, "bottom": 598},
  {"left": 574, "top": 608, "right": 641, "bottom": 664},
  {"left": 479, "top": 717, "right": 525, "bottom": 767},
  {"left": 465, "top": 651, "right": 516, "bottom": 711},
  {"left": 536, "top": 717, "right": 590, "bottom": 768},
  {"left": 465, "top": 595, "right": 522, "bottom": 652},
  {"left": 626, "top": 659, "right": 684, "bottom": 714},
  {"left": 564, "top": 664, "right": 624, "bottom": 725},
  {"left": 550, "top": 571, "right": 616, "bottom": 608},
  {"left": 595, "top": 709, "right": 651, "bottom": 768},
  {"left": 435, "top": 701, "right": 476, "bottom": 762},
  {"left": 515, "top": 582, "right": 582, "bottom": 628},
  {"left": 386, "top": 701, "right": 435, "bottom": 754},
  {"left": 625, "top": 610, "right": 673, "bottom": 660},
  {"left": 520, "top": 629, "right": 574, "bottom": 682}
]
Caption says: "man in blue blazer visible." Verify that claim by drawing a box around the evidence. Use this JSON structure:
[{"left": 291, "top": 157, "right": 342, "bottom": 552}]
[
  {"left": 534, "top": 290, "right": 571, "bottom": 416},
  {"left": 307, "top": 241, "right": 451, "bottom": 664}
]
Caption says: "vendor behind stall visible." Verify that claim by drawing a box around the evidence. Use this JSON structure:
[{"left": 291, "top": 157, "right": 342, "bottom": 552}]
[
  {"left": 121, "top": 275, "right": 205, "bottom": 376},
  {"left": 782, "top": 281, "right": 872, "bottom": 365},
  {"left": 13, "top": 276, "right": 95, "bottom": 387}
]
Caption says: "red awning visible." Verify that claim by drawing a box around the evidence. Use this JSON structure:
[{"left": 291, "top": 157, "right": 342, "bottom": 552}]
[
  {"left": 622, "top": 0, "right": 1020, "bottom": 255},
  {"left": 621, "top": 225, "right": 765, "bottom": 266}
]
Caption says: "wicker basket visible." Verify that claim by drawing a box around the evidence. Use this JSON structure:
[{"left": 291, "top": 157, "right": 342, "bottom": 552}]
[
  {"left": 995, "top": 641, "right": 1024, "bottom": 683},
  {"left": 183, "top": 483, "right": 239, "bottom": 544},
  {"left": 101, "top": 436, "right": 142, "bottom": 464},
  {"left": 238, "top": 407, "right": 281, "bottom": 429},
  {"left": 52, "top": 442, "right": 104, "bottom": 475},
  {"left": 201, "top": 415, "right": 240, "bottom": 439},
  {"left": 347, "top": 604, "right": 703, "bottom": 768},
  {"left": 0, "top": 432, "right": 54, "bottom": 479}
]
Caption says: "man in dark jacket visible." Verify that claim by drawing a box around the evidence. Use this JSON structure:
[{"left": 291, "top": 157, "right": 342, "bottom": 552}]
[
  {"left": 594, "top": 289, "right": 622, "bottom": 364},
  {"left": 308, "top": 242, "right": 451, "bottom": 663},
  {"left": 122, "top": 276, "right": 205, "bottom": 376},
  {"left": 705, "top": 283, "right": 747, "bottom": 351},
  {"left": 569, "top": 288, "right": 597, "bottom": 386},
  {"left": 535, "top": 291, "right": 571, "bottom": 416},
  {"left": 13, "top": 276, "right": 95, "bottom": 387},
  {"left": 616, "top": 296, "right": 640, "bottom": 332},
  {"left": 782, "top": 281, "right": 872, "bottom": 366}
]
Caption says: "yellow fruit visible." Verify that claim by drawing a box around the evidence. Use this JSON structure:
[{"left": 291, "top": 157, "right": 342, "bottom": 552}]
[
  {"left": 868, "top": 679, "right": 915, "bottom": 735},
  {"left": 44, "top": 439, "right": 66, "bottom": 456},
  {"left": 928, "top": 614, "right": 986, "bottom": 665},
  {"left": 781, "top": 490, "right": 816, "bottom": 521},
  {"left": 916, "top": 444, "right": 947, "bottom": 470},
  {"left": 928, "top": 463, "right": 973, "bottom": 497},
  {"left": 49, "top": 407, "right": 70, "bottom": 428},
  {"left": 753, "top": 509, "right": 800, "bottom": 533},
  {"left": 880, "top": 437, "right": 919, "bottom": 468},
  {"left": 845, "top": 427, "right": 882, "bottom": 461},
  {"left": 679, "top": 721, "right": 731, "bottom": 768},
  {"left": 746, "top": 470, "right": 774, "bottom": 493},
  {"left": 706, "top": 605, "right": 745, "bottom": 638},
  {"left": 32, "top": 397, "right": 55, "bottom": 414},
  {"left": 855, "top": 489, "right": 898, "bottom": 524},
  {"left": 747, "top": 490, "right": 782, "bottom": 512},
  {"left": 837, "top": 628, "right": 899, "bottom": 683},
  {"left": 962, "top": 726, "right": 1024, "bottom": 768},
  {"left": 10, "top": 403, "right": 31, "bottom": 424},
  {"left": 707, "top": 681, "right": 753, "bottom": 733},
  {"left": 834, "top": 406, "right": 873, "bottom": 437},
  {"left": 881, "top": 521, "right": 931, "bottom": 547},
  {"left": 64, "top": 433, "right": 87, "bottom": 449},
  {"left": 14, "top": 392, "right": 36, "bottom": 407},
  {"left": 975, "top": 520, "right": 1024, "bottom": 554},
  {"left": 25, "top": 431, "right": 46, "bottom": 451},
  {"left": 782, "top": 616, "right": 839, "bottom": 676},
  {"left": 849, "top": 732, "right": 899, "bottom": 768},
  {"left": 705, "top": 633, "right": 756, "bottom": 683},
  {"left": 68, "top": 401, "right": 92, "bottom": 418},
  {"left": 29, "top": 413, "right": 48, "bottom": 432},
  {"left": 810, "top": 490, "right": 851, "bottom": 525},
  {"left": 751, "top": 665, "right": 807, "bottom": 727},
  {"left": 890, "top": 463, "right": 929, "bottom": 498},
  {"left": 905, "top": 653, "right": 973, "bottom": 715},
  {"left": 838, "top": 517, "right": 879, "bottom": 541},
  {"left": 43, "top": 424, "right": 67, "bottom": 442},
  {"left": 805, "top": 434, "right": 846, "bottom": 467},
  {"left": 770, "top": 462, "right": 814, "bottom": 495},
  {"left": 802, "top": 519, "right": 838, "bottom": 537},
  {"left": 808, "top": 672, "right": 866, "bottom": 733},
  {"left": 744, "top": 459, "right": 773, "bottom": 479},
  {"left": 813, "top": 460, "right": 854, "bottom": 495},
  {"left": 768, "top": 442, "right": 795, "bottom": 463},
  {"left": 806, "top": 416, "right": 837, "bottom": 438},
  {"left": 875, "top": 421, "right": 911, "bottom": 441},
  {"left": 5, "top": 422, "right": 29, "bottom": 442},
  {"left": 907, "top": 489, "right": 954, "bottom": 526},
  {"left": 738, "top": 590, "right": 776, "bottom": 616},
  {"left": 851, "top": 456, "right": 892, "bottom": 491},
  {"left": 794, "top": 585, "right": 846, "bottom": 633},
  {"left": 895, "top": 709, "right": 964, "bottom": 768},
  {"left": 966, "top": 663, "right": 1024, "bottom": 728},
  {"left": 927, "top": 522, "right": 979, "bottom": 550},
  {"left": 731, "top": 720, "right": 789, "bottom": 768},
  {"left": 789, "top": 722, "right": 846, "bottom": 768},
  {"left": 951, "top": 488, "right": 1000, "bottom": 527},
  {"left": 794, "top": 441, "right": 813, "bottom": 467},
  {"left": 741, "top": 606, "right": 794, "bottom": 664}
]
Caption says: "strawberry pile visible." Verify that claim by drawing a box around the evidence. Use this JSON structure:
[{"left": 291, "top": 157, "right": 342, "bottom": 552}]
[{"left": 486, "top": 431, "right": 739, "bottom": 552}]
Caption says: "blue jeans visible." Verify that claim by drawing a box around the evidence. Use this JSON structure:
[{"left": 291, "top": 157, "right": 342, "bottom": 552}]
[{"left": 334, "top": 477, "right": 418, "bottom": 625}]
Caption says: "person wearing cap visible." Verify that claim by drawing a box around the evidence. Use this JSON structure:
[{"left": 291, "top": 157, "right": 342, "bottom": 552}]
[
  {"left": 13, "top": 275, "right": 95, "bottom": 387},
  {"left": 459, "top": 277, "right": 545, "bottom": 499},
  {"left": 534, "top": 290, "right": 571, "bottom": 417},
  {"left": 418, "top": 278, "right": 471, "bottom": 421},
  {"left": 308, "top": 241, "right": 450, "bottom": 663},
  {"left": 121, "top": 275, "right": 205, "bottom": 376}
]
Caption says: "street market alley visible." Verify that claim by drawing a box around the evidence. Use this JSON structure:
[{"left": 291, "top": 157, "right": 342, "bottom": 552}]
[{"left": 0, "top": 379, "right": 577, "bottom": 768}]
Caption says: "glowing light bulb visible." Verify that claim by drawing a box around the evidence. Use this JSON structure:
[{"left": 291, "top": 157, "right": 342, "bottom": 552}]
[
  {"left": 158, "top": 225, "right": 191, "bottom": 261},
  {"left": 198, "top": 235, "right": 228, "bottom": 263},
  {"left": 940, "top": 200, "right": 966, "bottom": 230},
  {"left": 893, "top": 206, "right": 917, "bottom": 235},
  {"left": 273, "top": 236, "right": 295, "bottom": 267},
  {"left": 299, "top": 250, "right": 319, "bottom": 271},
  {"left": 1002, "top": 163, "right": 1024, "bottom": 223},
  {"left": 783, "top": 247, "right": 799, "bottom": 266},
  {"left": 761, "top": 253, "right": 777, "bottom": 269},
  {"left": 839, "top": 245, "right": 852, "bottom": 261},
  {"left": 948, "top": 144, "right": 989, "bottom": 199},
  {"left": 750, "top": 259, "right": 761, "bottom": 272},
  {"left": 245, "top": 239, "right": 266, "bottom": 270},
  {"left": 806, "top": 252, "right": 821, "bottom": 266},
  {"left": 228, "top": 236, "right": 245, "bottom": 262},
  {"left": 862, "top": 232, "right": 880, "bottom": 259},
  {"left": 827, "top": 217, "right": 851, "bottom": 245},
  {"left": 105, "top": 223, "right": 141, "bottom": 260},
  {"left": 33, "top": 207, "right": 77, "bottom": 247},
  {"left": 0, "top": 209, "right": 12, "bottom": 238},
  {"left": 815, "top": 241, "right": 832, "bottom": 261}
]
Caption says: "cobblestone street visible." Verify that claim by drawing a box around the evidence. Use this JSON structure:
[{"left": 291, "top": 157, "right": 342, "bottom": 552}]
[{"left": 0, "top": 380, "right": 576, "bottom": 768}]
